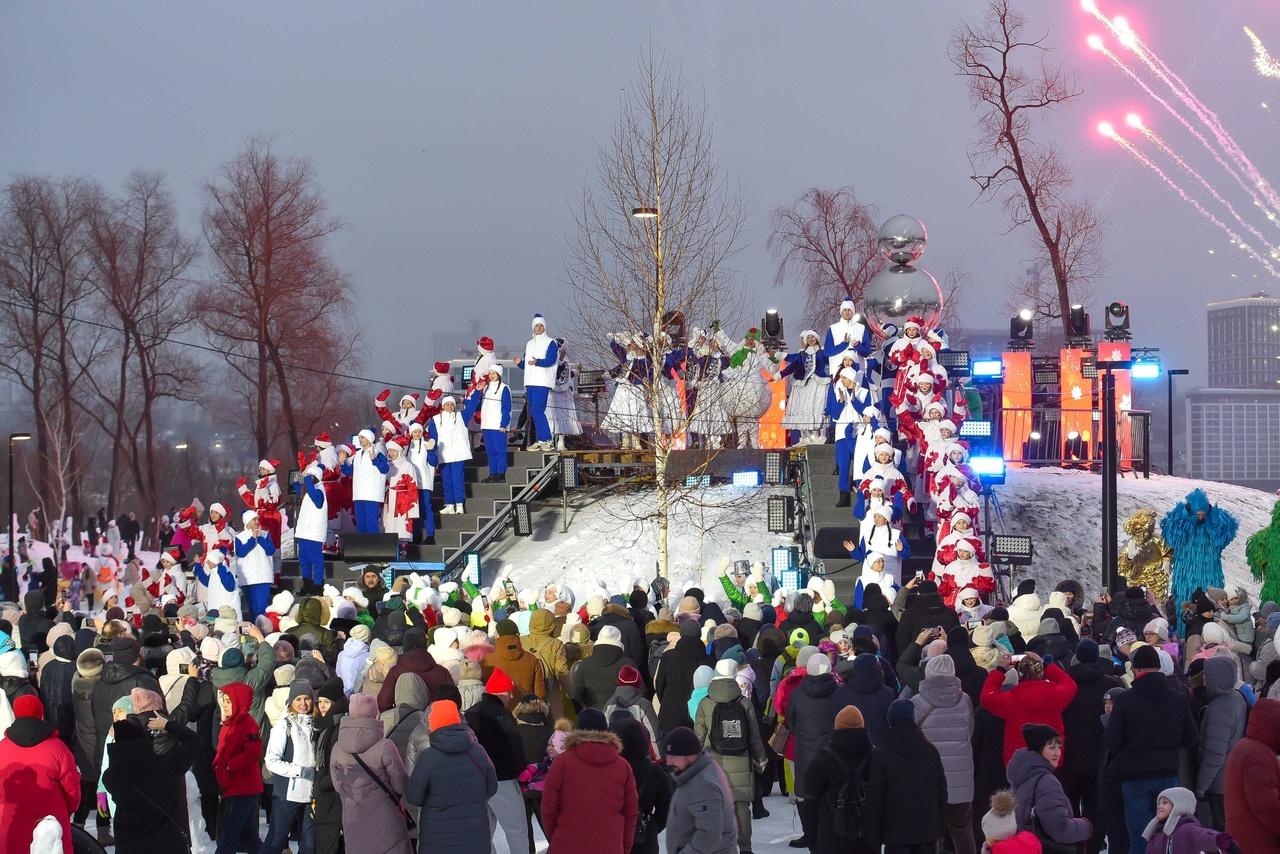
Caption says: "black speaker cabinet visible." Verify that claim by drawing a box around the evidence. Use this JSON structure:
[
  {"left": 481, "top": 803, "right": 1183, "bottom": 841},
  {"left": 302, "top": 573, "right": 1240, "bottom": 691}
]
[
  {"left": 340, "top": 533, "right": 399, "bottom": 562},
  {"left": 812, "top": 526, "right": 860, "bottom": 561}
]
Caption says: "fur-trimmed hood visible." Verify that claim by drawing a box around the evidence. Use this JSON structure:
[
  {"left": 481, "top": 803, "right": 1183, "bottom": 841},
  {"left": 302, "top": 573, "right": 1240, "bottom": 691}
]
[{"left": 564, "top": 727, "right": 623, "bottom": 756}]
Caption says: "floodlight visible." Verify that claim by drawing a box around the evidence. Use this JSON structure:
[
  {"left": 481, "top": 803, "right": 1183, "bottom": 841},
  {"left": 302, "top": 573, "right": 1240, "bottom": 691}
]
[
  {"left": 461, "top": 365, "right": 474, "bottom": 384},
  {"left": 559, "top": 456, "right": 579, "bottom": 488},
  {"left": 992, "top": 535, "right": 1034, "bottom": 566},
  {"left": 1131, "top": 359, "right": 1161, "bottom": 380},
  {"left": 1065, "top": 432, "right": 1087, "bottom": 461},
  {"left": 1032, "top": 358, "right": 1060, "bottom": 385},
  {"left": 684, "top": 474, "right": 711, "bottom": 487},
  {"left": 936, "top": 350, "right": 971, "bottom": 377},
  {"left": 767, "top": 495, "right": 795, "bottom": 533},
  {"left": 771, "top": 545, "right": 795, "bottom": 576},
  {"left": 970, "top": 455, "right": 1006, "bottom": 485},
  {"left": 764, "top": 451, "right": 787, "bottom": 485},
  {"left": 732, "top": 471, "right": 762, "bottom": 488},
  {"left": 959, "top": 420, "right": 993, "bottom": 438},
  {"left": 1104, "top": 301, "right": 1132, "bottom": 341},
  {"left": 971, "top": 358, "right": 1004, "bottom": 383},
  {"left": 462, "top": 551, "right": 482, "bottom": 586},
  {"left": 513, "top": 502, "right": 533, "bottom": 536}
]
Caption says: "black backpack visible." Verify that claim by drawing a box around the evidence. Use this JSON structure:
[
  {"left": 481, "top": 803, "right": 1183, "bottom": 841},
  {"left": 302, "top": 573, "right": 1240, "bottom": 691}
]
[
  {"left": 709, "top": 699, "right": 750, "bottom": 756},
  {"left": 824, "top": 747, "right": 870, "bottom": 842}
]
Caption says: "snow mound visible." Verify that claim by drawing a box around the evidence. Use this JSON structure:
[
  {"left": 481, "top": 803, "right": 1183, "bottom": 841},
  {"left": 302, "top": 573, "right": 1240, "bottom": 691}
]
[
  {"left": 990, "top": 468, "right": 1275, "bottom": 598},
  {"left": 485, "top": 485, "right": 795, "bottom": 601}
]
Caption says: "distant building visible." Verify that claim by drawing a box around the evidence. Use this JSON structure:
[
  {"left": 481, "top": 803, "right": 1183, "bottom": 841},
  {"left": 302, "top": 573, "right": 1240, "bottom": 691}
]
[
  {"left": 1185, "top": 388, "right": 1280, "bottom": 491},
  {"left": 1206, "top": 292, "right": 1280, "bottom": 389}
]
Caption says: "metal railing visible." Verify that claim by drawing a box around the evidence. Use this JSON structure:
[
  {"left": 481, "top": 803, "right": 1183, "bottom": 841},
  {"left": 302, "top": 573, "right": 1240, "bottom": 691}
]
[
  {"left": 444, "top": 452, "right": 563, "bottom": 576},
  {"left": 998, "top": 407, "right": 1151, "bottom": 477}
]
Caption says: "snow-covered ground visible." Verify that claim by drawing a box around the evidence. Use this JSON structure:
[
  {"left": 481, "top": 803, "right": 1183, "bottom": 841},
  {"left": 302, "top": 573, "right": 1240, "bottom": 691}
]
[{"left": 486, "top": 470, "right": 1276, "bottom": 604}]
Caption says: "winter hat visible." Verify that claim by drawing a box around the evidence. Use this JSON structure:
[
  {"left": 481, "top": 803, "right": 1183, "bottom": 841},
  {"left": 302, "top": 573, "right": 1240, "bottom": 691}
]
[
  {"left": 287, "top": 681, "right": 315, "bottom": 707},
  {"left": 616, "top": 664, "right": 642, "bottom": 687},
  {"left": 925, "top": 653, "right": 955, "bottom": 678},
  {"left": 273, "top": 664, "right": 297, "bottom": 687},
  {"left": 886, "top": 698, "right": 915, "bottom": 729},
  {"left": 805, "top": 653, "right": 832, "bottom": 677},
  {"left": 1144, "top": 787, "right": 1199, "bottom": 841},
  {"left": 1021, "top": 723, "right": 1060, "bottom": 754},
  {"left": 335, "top": 601, "right": 356, "bottom": 621},
  {"left": 13, "top": 694, "right": 44, "bottom": 719},
  {"left": 743, "top": 602, "right": 764, "bottom": 622},
  {"left": 403, "top": 627, "right": 428, "bottom": 652},
  {"left": 220, "top": 647, "right": 245, "bottom": 669},
  {"left": 1037, "top": 618, "right": 1060, "bottom": 637},
  {"left": 835, "top": 705, "right": 865, "bottom": 730},
  {"left": 496, "top": 619, "right": 519, "bottom": 637},
  {"left": 692, "top": 665, "right": 715, "bottom": 692},
  {"left": 664, "top": 726, "right": 702, "bottom": 757},
  {"left": 428, "top": 699, "right": 461, "bottom": 732},
  {"left": 1015, "top": 579, "right": 1036, "bottom": 597},
  {"left": 676, "top": 595, "right": 700, "bottom": 617},
  {"left": 795, "top": 645, "right": 820, "bottom": 671},
  {"left": 981, "top": 790, "right": 1019, "bottom": 843},
  {"left": 200, "top": 636, "right": 224, "bottom": 663},
  {"left": 269, "top": 590, "right": 295, "bottom": 615},
  {"left": 788, "top": 628, "right": 810, "bottom": 649},
  {"left": 711, "top": 658, "right": 736, "bottom": 680},
  {"left": 130, "top": 688, "right": 166, "bottom": 714},
  {"left": 713, "top": 623, "right": 737, "bottom": 641},
  {"left": 440, "top": 606, "right": 462, "bottom": 628},
  {"left": 350, "top": 624, "right": 371, "bottom": 643},
  {"left": 1131, "top": 644, "right": 1161, "bottom": 671},
  {"left": 1075, "top": 639, "right": 1100, "bottom": 663},
  {"left": 923, "top": 639, "right": 948, "bottom": 659},
  {"left": 1143, "top": 618, "right": 1169, "bottom": 642},
  {"left": 988, "top": 606, "right": 1009, "bottom": 622},
  {"left": 678, "top": 620, "right": 701, "bottom": 640},
  {"left": 486, "top": 667, "right": 515, "bottom": 695},
  {"left": 317, "top": 678, "right": 345, "bottom": 704},
  {"left": 1201, "top": 622, "right": 1229, "bottom": 645},
  {"left": 1124, "top": 585, "right": 1145, "bottom": 600},
  {"left": 596, "top": 625, "right": 623, "bottom": 650},
  {"left": 586, "top": 595, "right": 606, "bottom": 619},
  {"left": 109, "top": 637, "right": 141, "bottom": 664},
  {"left": 1113, "top": 627, "right": 1138, "bottom": 649},
  {"left": 627, "top": 589, "right": 648, "bottom": 609},
  {"left": 1268, "top": 612, "right": 1280, "bottom": 634},
  {"left": 576, "top": 707, "right": 609, "bottom": 731}
]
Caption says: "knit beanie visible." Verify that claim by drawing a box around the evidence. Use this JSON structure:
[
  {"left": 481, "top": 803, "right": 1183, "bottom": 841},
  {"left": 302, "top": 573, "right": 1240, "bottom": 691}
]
[
  {"left": 485, "top": 667, "right": 515, "bottom": 695},
  {"left": 496, "top": 619, "right": 519, "bottom": 637},
  {"left": 1143, "top": 618, "right": 1170, "bottom": 642},
  {"left": 1114, "top": 626, "right": 1138, "bottom": 648},
  {"left": 287, "top": 681, "right": 315, "bottom": 707},
  {"left": 923, "top": 639, "right": 948, "bottom": 659},
  {"left": 428, "top": 699, "right": 461, "bottom": 732},
  {"left": 788, "top": 627, "right": 810, "bottom": 648},
  {"left": 596, "top": 625, "right": 623, "bottom": 649},
  {"left": 1201, "top": 622, "right": 1228, "bottom": 645},
  {"left": 317, "top": 678, "right": 345, "bottom": 703},
  {"left": 795, "top": 645, "right": 820, "bottom": 671},
  {"left": 349, "top": 624, "right": 371, "bottom": 643},
  {"left": 664, "top": 726, "right": 701, "bottom": 757},
  {"left": 743, "top": 602, "right": 764, "bottom": 622},
  {"left": 220, "top": 647, "right": 245, "bottom": 669},
  {"left": 1021, "top": 723, "right": 1060, "bottom": 754},
  {"left": 988, "top": 606, "right": 1009, "bottom": 622},
  {"left": 806, "top": 653, "right": 832, "bottom": 677},
  {"left": 981, "top": 790, "right": 1018, "bottom": 842},
  {"left": 886, "top": 698, "right": 915, "bottom": 728},
  {"left": 1075, "top": 638, "right": 1099, "bottom": 664},
  {"left": 616, "top": 664, "right": 642, "bottom": 687},
  {"left": 576, "top": 707, "right": 608, "bottom": 731},
  {"left": 834, "top": 705, "right": 865, "bottom": 730},
  {"left": 1145, "top": 787, "right": 1199, "bottom": 840},
  {"left": 628, "top": 589, "right": 648, "bottom": 609},
  {"left": 130, "top": 688, "right": 166, "bottom": 714},
  {"left": 924, "top": 653, "right": 955, "bottom": 678},
  {"left": 678, "top": 620, "right": 702, "bottom": 639},
  {"left": 1016, "top": 579, "right": 1035, "bottom": 596},
  {"left": 1130, "top": 644, "right": 1161, "bottom": 671},
  {"left": 714, "top": 659, "right": 738, "bottom": 679},
  {"left": 13, "top": 694, "right": 44, "bottom": 719}
]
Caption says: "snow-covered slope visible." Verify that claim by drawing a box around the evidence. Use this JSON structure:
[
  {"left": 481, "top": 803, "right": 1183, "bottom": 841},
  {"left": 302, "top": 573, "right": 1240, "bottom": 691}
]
[{"left": 487, "top": 470, "right": 1276, "bottom": 605}]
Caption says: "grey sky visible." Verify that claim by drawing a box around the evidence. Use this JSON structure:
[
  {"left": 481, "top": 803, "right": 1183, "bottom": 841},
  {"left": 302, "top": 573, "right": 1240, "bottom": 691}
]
[{"left": 3, "top": 1, "right": 1275, "bottom": 390}]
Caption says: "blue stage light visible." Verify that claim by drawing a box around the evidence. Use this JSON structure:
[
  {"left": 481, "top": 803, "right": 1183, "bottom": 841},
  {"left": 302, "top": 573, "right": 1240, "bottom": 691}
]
[
  {"left": 1131, "top": 359, "right": 1162, "bottom": 380},
  {"left": 970, "top": 455, "right": 1007, "bottom": 485},
  {"left": 971, "top": 358, "right": 1004, "bottom": 380},
  {"left": 731, "top": 471, "right": 762, "bottom": 488},
  {"left": 684, "top": 474, "right": 711, "bottom": 487}
]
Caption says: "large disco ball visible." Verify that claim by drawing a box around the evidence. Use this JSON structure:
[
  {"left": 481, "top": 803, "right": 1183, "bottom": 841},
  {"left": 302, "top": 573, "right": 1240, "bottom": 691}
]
[
  {"left": 862, "top": 264, "right": 943, "bottom": 337},
  {"left": 877, "top": 214, "right": 928, "bottom": 265}
]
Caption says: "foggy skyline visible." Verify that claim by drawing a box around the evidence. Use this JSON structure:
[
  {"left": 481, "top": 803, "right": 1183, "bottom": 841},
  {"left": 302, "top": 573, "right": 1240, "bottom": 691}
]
[{"left": 3, "top": 1, "right": 1277, "bottom": 390}]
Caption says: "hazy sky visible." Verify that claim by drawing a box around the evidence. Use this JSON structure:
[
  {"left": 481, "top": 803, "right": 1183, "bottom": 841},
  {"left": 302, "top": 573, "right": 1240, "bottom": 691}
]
[{"left": 3, "top": 1, "right": 1277, "bottom": 390}]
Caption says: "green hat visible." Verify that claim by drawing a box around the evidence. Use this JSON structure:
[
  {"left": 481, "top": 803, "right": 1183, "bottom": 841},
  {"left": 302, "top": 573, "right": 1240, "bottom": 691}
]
[{"left": 744, "top": 328, "right": 760, "bottom": 341}]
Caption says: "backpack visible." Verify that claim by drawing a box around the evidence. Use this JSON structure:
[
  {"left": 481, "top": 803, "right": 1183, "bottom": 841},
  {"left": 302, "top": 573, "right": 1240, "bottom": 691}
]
[
  {"left": 823, "top": 747, "right": 870, "bottom": 842},
  {"left": 709, "top": 699, "right": 750, "bottom": 756}
]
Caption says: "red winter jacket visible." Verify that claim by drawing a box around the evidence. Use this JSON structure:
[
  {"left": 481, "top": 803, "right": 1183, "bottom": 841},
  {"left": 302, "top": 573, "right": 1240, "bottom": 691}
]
[
  {"left": 0, "top": 716, "right": 81, "bottom": 854},
  {"left": 213, "top": 682, "right": 265, "bottom": 797},
  {"left": 980, "top": 663, "right": 1077, "bottom": 766},
  {"left": 1225, "top": 698, "right": 1280, "bottom": 853},
  {"left": 541, "top": 729, "right": 638, "bottom": 854}
]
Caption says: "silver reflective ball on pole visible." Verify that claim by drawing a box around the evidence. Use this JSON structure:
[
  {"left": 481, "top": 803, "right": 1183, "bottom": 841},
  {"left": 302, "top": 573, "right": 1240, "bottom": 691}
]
[{"left": 877, "top": 214, "right": 928, "bottom": 265}]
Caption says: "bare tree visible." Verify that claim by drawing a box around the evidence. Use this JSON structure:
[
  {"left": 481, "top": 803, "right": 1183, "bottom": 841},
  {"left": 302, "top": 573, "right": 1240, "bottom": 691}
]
[
  {"left": 198, "top": 138, "right": 359, "bottom": 460},
  {"left": 79, "top": 171, "right": 200, "bottom": 529},
  {"left": 950, "top": 0, "right": 1106, "bottom": 334},
  {"left": 0, "top": 175, "right": 96, "bottom": 518},
  {"left": 566, "top": 51, "right": 746, "bottom": 578},
  {"left": 768, "top": 187, "right": 885, "bottom": 328}
]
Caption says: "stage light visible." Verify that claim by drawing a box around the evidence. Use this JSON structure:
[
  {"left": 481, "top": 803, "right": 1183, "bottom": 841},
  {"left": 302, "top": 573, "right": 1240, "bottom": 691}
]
[
  {"left": 1067, "top": 304, "right": 1091, "bottom": 344},
  {"left": 775, "top": 549, "right": 805, "bottom": 594},
  {"left": 1009, "top": 311, "right": 1034, "bottom": 349},
  {"left": 970, "top": 455, "right": 1006, "bottom": 485},
  {"left": 971, "top": 358, "right": 1004, "bottom": 382},
  {"left": 992, "top": 535, "right": 1034, "bottom": 566},
  {"left": 1065, "top": 431, "right": 1087, "bottom": 462},
  {"left": 684, "top": 474, "right": 711, "bottom": 488},
  {"left": 959, "top": 420, "right": 993, "bottom": 438},
  {"left": 1104, "top": 301, "right": 1131, "bottom": 340},
  {"left": 1029, "top": 430, "right": 1042, "bottom": 442},
  {"left": 513, "top": 502, "right": 533, "bottom": 536},
  {"left": 767, "top": 495, "right": 795, "bottom": 533},
  {"left": 461, "top": 365, "right": 473, "bottom": 384},
  {"left": 936, "top": 350, "right": 971, "bottom": 377},
  {"left": 764, "top": 451, "right": 787, "bottom": 485},
  {"left": 1131, "top": 358, "right": 1162, "bottom": 380},
  {"left": 1032, "top": 358, "right": 1061, "bottom": 385},
  {"left": 462, "top": 551, "right": 482, "bottom": 586},
  {"left": 771, "top": 545, "right": 796, "bottom": 576},
  {"left": 559, "top": 456, "right": 579, "bottom": 488},
  {"left": 762, "top": 309, "right": 784, "bottom": 347},
  {"left": 732, "top": 471, "right": 762, "bottom": 488},
  {"left": 1081, "top": 0, "right": 1098, "bottom": 14}
]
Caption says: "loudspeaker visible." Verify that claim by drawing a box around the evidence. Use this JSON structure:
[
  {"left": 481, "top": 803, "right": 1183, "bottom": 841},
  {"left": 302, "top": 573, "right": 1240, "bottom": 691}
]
[
  {"left": 327, "top": 561, "right": 364, "bottom": 585},
  {"left": 813, "top": 526, "right": 860, "bottom": 560},
  {"left": 340, "top": 533, "right": 399, "bottom": 562},
  {"left": 279, "top": 559, "right": 300, "bottom": 578}
]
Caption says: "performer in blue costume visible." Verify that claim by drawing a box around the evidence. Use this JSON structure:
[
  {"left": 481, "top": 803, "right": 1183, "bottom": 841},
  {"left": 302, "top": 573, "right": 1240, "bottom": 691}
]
[{"left": 1161, "top": 488, "right": 1238, "bottom": 633}]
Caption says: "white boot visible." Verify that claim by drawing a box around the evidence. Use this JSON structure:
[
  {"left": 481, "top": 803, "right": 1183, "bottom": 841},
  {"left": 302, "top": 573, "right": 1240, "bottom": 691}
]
[
  {"left": 555, "top": 435, "right": 566, "bottom": 451},
  {"left": 440, "top": 504, "right": 455, "bottom": 515},
  {"left": 453, "top": 503, "right": 465, "bottom": 514}
]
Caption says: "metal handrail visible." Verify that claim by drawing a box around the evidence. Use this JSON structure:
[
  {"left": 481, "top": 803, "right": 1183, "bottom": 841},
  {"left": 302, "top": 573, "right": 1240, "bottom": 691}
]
[
  {"left": 444, "top": 452, "right": 563, "bottom": 577},
  {"left": 793, "top": 449, "right": 820, "bottom": 576}
]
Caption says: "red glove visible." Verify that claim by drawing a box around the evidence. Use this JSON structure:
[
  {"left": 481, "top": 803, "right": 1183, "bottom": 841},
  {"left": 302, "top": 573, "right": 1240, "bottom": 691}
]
[
  {"left": 297, "top": 451, "right": 307, "bottom": 472},
  {"left": 236, "top": 476, "right": 248, "bottom": 490},
  {"left": 376, "top": 388, "right": 391, "bottom": 404}
]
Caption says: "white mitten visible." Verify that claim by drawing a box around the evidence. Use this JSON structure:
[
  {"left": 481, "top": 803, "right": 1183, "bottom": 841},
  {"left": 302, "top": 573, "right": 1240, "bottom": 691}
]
[
  {"left": 749, "top": 562, "right": 765, "bottom": 584},
  {"left": 717, "top": 556, "right": 733, "bottom": 577}
]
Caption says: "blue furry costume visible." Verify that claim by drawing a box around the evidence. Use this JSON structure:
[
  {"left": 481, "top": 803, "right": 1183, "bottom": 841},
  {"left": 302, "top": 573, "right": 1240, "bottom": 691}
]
[{"left": 1161, "top": 488, "right": 1239, "bottom": 634}]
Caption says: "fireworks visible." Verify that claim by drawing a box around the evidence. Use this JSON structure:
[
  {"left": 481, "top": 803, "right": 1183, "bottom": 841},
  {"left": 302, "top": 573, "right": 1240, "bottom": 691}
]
[{"left": 1244, "top": 26, "right": 1280, "bottom": 79}]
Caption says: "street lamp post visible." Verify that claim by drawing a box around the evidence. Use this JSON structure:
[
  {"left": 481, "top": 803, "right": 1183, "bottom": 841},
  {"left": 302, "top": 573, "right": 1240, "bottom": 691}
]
[
  {"left": 6, "top": 432, "right": 32, "bottom": 602},
  {"left": 1097, "top": 361, "right": 1130, "bottom": 593},
  {"left": 631, "top": 206, "right": 662, "bottom": 337},
  {"left": 1166, "top": 369, "right": 1189, "bottom": 476}
]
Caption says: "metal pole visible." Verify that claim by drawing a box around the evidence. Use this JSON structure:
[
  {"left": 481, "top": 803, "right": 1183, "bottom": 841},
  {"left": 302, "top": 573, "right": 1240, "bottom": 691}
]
[
  {"left": 5, "top": 438, "right": 12, "bottom": 602},
  {"left": 1102, "top": 371, "right": 1119, "bottom": 592},
  {"left": 1166, "top": 369, "right": 1189, "bottom": 476}
]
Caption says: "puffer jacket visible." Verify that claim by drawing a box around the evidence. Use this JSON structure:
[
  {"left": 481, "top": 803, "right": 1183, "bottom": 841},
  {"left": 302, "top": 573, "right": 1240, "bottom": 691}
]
[
  {"left": 541, "top": 728, "right": 639, "bottom": 854},
  {"left": 1006, "top": 593, "right": 1043, "bottom": 639},
  {"left": 523, "top": 608, "right": 570, "bottom": 718},
  {"left": 830, "top": 654, "right": 895, "bottom": 746},
  {"left": 693, "top": 676, "right": 765, "bottom": 802},
  {"left": 70, "top": 648, "right": 105, "bottom": 778},
  {"left": 1224, "top": 698, "right": 1280, "bottom": 853},
  {"left": 787, "top": 672, "right": 842, "bottom": 800},
  {"left": 1006, "top": 748, "right": 1091, "bottom": 845},
  {"left": 293, "top": 596, "right": 336, "bottom": 660},
  {"left": 405, "top": 721, "right": 497, "bottom": 854},
  {"left": 335, "top": 637, "right": 370, "bottom": 695},
  {"left": 330, "top": 693, "right": 413, "bottom": 854},
  {"left": 482, "top": 632, "right": 546, "bottom": 700},
  {"left": 1197, "top": 655, "right": 1247, "bottom": 796},
  {"left": 209, "top": 639, "right": 275, "bottom": 733},
  {"left": 911, "top": 673, "right": 974, "bottom": 803},
  {"left": 570, "top": 644, "right": 634, "bottom": 711},
  {"left": 39, "top": 635, "right": 77, "bottom": 748},
  {"left": 379, "top": 672, "right": 430, "bottom": 763}
]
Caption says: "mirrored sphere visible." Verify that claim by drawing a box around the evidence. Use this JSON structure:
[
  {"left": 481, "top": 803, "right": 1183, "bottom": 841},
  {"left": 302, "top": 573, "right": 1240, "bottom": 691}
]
[
  {"left": 862, "top": 264, "right": 942, "bottom": 337},
  {"left": 877, "top": 214, "right": 928, "bottom": 265}
]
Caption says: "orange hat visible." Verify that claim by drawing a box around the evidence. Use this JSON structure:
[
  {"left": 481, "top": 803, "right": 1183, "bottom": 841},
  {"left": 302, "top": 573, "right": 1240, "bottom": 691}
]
[
  {"left": 485, "top": 667, "right": 515, "bottom": 695},
  {"left": 835, "top": 705, "right": 865, "bottom": 730},
  {"left": 428, "top": 700, "right": 461, "bottom": 732}
]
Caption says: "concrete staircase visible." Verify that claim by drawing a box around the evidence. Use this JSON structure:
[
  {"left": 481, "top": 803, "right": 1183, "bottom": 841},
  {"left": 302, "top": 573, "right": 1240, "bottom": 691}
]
[
  {"left": 801, "top": 442, "right": 937, "bottom": 603},
  {"left": 409, "top": 447, "right": 559, "bottom": 565}
]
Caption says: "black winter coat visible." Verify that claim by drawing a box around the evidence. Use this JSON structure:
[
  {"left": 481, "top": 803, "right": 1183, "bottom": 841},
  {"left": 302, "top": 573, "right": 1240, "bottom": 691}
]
[
  {"left": 70, "top": 658, "right": 103, "bottom": 776},
  {"left": 571, "top": 645, "right": 634, "bottom": 712},
  {"left": 787, "top": 673, "right": 842, "bottom": 799},
  {"left": 1027, "top": 631, "right": 1074, "bottom": 666},
  {"left": 779, "top": 601, "right": 824, "bottom": 646},
  {"left": 1104, "top": 671, "right": 1197, "bottom": 780},
  {"left": 946, "top": 628, "right": 988, "bottom": 710},
  {"left": 1105, "top": 595, "right": 1158, "bottom": 645},
  {"left": 830, "top": 655, "right": 896, "bottom": 746},
  {"left": 405, "top": 722, "right": 498, "bottom": 853},
  {"left": 102, "top": 721, "right": 198, "bottom": 854},
  {"left": 804, "top": 727, "right": 877, "bottom": 854},
  {"left": 970, "top": 705, "right": 1008, "bottom": 839},
  {"left": 655, "top": 637, "right": 712, "bottom": 733},
  {"left": 89, "top": 661, "right": 161, "bottom": 766},
  {"left": 18, "top": 590, "right": 54, "bottom": 655},
  {"left": 591, "top": 607, "right": 649, "bottom": 682},
  {"left": 864, "top": 723, "right": 948, "bottom": 847},
  {"left": 1061, "top": 660, "right": 1123, "bottom": 778},
  {"left": 465, "top": 692, "right": 527, "bottom": 780},
  {"left": 859, "top": 587, "right": 899, "bottom": 661},
  {"left": 895, "top": 592, "right": 960, "bottom": 656},
  {"left": 630, "top": 758, "right": 673, "bottom": 854},
  {"left": 38, "top": 637, "right": 77, "bottom": 749}
]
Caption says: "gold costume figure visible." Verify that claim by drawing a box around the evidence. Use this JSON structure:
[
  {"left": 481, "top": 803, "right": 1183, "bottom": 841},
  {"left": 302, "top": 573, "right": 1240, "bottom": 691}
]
[{"left": 1117, "top": 508, "right": 1173, "bottom": 602}]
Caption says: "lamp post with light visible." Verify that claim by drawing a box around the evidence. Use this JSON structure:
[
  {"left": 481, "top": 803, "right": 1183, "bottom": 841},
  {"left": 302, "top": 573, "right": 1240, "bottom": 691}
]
[
  {"left": 6, "top": 432, "right": 31, "bottom": 601},
  {"left": 631, "top": 206, "right": 662, "bottom": 344}
]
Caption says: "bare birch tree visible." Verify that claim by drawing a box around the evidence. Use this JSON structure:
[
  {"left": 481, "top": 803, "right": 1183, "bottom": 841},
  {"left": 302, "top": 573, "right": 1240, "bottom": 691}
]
[
  {"left": 950, "top": 0, "right": 1106, "bottom": 334},
  {"left": 566, "top": 51, "right": 746, "bottom": 578}
]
